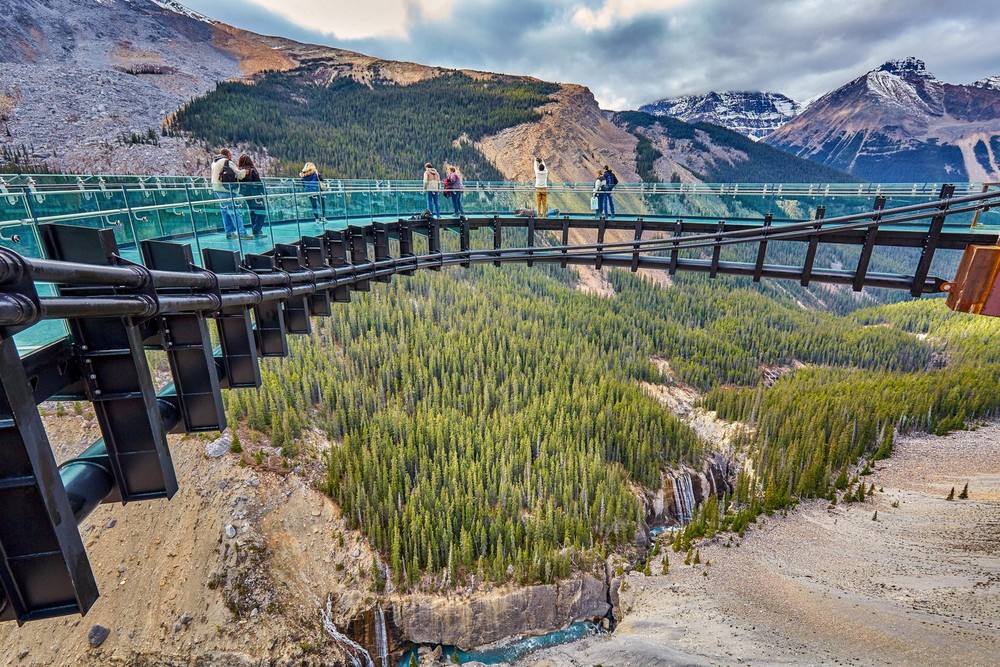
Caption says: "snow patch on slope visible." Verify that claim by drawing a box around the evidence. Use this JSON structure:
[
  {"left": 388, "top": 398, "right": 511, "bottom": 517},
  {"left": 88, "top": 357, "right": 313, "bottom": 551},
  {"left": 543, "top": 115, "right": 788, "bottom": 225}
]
[
  {"left": 971, "top": 75, "right": 1000, "bottom": 91},
  {"left": 148, "top": 0, "right": 213, "bottom": 23}
]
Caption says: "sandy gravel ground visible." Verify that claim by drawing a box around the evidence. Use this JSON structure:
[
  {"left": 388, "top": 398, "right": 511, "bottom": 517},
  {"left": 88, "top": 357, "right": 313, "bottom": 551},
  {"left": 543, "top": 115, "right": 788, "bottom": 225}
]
[{"left": 526, "top": 424, "right": 1000, "bottom": 667}]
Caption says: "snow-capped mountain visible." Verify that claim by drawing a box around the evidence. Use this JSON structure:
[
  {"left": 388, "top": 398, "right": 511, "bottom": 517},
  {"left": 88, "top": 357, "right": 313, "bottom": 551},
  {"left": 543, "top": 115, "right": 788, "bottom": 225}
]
[
  {"left": 765, "top": 58, "right": 1000, "bottom": 182},
  {"left": 639, "top": 91, "right": 802, "bottom": 141}
]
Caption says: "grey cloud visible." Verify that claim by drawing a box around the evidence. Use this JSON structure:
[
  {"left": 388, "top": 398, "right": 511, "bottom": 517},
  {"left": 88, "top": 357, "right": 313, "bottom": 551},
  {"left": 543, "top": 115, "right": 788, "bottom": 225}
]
[{"left": 177, "top": 0, "right": 1000, "bottom": 108}]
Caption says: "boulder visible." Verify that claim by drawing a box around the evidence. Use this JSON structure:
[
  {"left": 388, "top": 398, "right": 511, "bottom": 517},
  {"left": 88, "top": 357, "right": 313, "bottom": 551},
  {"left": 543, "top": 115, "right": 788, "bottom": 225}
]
[
  {"left": 205, "top": 434, "right": 231, "bottom": 458},
  {"left": 87, "top": 624, "right": 110, "bottom": 648}
]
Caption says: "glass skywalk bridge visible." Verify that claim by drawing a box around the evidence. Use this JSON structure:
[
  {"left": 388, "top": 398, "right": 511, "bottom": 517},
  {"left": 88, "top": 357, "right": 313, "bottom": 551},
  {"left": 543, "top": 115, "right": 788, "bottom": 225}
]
[
  {"left": 1, "top": 175, "right": 999, "bottom": 354},
  {"left": 1, "top": 174, "right": 1000, "bottom": 625}
]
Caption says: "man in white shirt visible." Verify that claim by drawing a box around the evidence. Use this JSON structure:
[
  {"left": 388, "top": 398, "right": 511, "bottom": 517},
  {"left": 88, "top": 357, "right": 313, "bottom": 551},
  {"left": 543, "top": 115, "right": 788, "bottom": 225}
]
[{"left": 533, "top": 157, "right": 549, "bottom": 218}]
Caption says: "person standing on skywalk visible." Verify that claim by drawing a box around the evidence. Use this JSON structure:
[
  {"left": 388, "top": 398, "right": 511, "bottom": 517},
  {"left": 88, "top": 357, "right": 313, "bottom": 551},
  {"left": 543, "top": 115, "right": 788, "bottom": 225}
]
[
  {"left": 300, "top": 162, "right": 327, "bottom": 224},
  {"left": 238, "top": 154, "right": 267, "bottom": 238},
  {"left": 593, "top": 169, "right": 607, "bottom": 219},
  {"left": 423, "top": 162, "right": 441, "bottom": 218},
  {"left": 602, "top": 165, "right": 618, "bottom": 218},
  {"left": 533, "top": 157, "right": 549, "bottom": 218},
  {"left": 211, "top": 148, "right": 251, "bottom": 240},
  {"left": 443, "top": 165, "right": 465, "bottom": 217}
]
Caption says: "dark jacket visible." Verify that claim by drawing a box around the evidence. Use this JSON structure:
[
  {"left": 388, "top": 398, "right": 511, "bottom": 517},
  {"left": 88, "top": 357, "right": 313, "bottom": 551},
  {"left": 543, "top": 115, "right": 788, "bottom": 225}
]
[
  {"left": 240, "top": 167, "right": 266, "bottom": 207},
  {"left": 302, "top": 171, "right": 323, "bottom": 193}
]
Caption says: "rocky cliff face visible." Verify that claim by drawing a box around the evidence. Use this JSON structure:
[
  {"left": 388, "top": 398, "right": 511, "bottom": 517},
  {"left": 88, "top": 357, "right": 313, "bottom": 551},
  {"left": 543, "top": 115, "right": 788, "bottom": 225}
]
[
  {"left": 477, "top": 84, "right": 641, "bottom": 183},
  {"left": 393, "top": 573, "right": 609, "bottom": 649},
  {"left": 641, "top": 91, "right": 802, "bottom": 141},
  {"left": 766, "top": 57, "right": 1000, "bottom": 182},
  {"left": 647, "top": 454, "right": 734, "bottom": 528}
]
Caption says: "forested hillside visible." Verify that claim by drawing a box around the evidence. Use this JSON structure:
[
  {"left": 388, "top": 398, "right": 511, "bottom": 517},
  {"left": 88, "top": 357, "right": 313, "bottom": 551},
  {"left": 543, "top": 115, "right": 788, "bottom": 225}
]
[
  {"left": 221, "top": 238, "right": 968, "bottom": 590},
  {"left": 171, "top": 68, "right": 559, "bottom": 180},
  {"left": 703, "top": 298, "right": 1000, "bottom": 520}
]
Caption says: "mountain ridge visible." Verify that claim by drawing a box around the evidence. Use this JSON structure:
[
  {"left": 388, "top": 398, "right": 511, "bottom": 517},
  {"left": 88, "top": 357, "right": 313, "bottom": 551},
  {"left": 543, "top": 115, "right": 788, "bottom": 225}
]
[
  {"left": 640, "top": 91, "right": 802, "bottom": 141},
  {"left": 765, "top": 57, "right": 1000, "bottom": 182}
]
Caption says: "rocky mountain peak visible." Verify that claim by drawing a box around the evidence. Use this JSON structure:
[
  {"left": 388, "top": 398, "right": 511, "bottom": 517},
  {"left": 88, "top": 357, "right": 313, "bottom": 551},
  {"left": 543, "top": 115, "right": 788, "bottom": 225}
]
[
  {"left": 971, "top": 75, "right": 1000, "bottom": 91},
  {"left": 874, "top": 57, "right": 936, "bottom": 80}
]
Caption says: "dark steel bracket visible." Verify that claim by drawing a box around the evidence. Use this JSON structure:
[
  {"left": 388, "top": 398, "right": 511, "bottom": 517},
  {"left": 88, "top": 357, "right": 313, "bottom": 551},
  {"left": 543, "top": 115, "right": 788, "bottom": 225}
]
[
  {"left": 244, "top": 253, "right": 289, "bottom": 357},
  {"left": 39, "top": 224, "right": 177, "bottom": 504},
  {"left": 852, "top": 196, "right": 887, "bottom": 292},
  {"left": 0, "top": 334, "right": 99, "bottom": 624},
  {"left": 140, "top": 240, "right": 225, "bottom": 433},
  {"left": 911, "top": 185, "right": 956, "bottom": 297}
]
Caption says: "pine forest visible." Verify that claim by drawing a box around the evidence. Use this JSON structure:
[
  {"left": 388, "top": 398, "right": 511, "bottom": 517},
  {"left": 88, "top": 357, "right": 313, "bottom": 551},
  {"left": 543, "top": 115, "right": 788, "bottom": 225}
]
[
  {"left": 171, "top": 69, "right": 560, "bottom": 180},
  {"left": 222, "top": 244, "right": 1000, "bottom": 591}
]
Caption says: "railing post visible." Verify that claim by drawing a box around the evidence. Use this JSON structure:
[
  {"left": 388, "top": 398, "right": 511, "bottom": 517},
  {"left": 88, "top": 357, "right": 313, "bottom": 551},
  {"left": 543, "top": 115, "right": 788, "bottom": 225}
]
[
  {"left": 182, "top": 184, "right": 202, "bottom": 258},
  {"left": 595, "top": 217, "right": 607, "bottom": 270},
  {"left": 710, "top": 220, "right": 724, "bottom": 278},
  {"left": 119, "top": 185, "right": 141, "bottom": 251},
  {"left": 493, "top": 216, "right": 502, "bottom": 268},
  {"left": 631, "top": 218, "right": 643, "bottom": 272}
]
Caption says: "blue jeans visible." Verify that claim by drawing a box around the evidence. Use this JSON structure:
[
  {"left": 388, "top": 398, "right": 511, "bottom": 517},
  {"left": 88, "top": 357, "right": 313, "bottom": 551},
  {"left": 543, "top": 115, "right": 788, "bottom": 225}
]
[
  {"left": 595, "top": 194, "right": 607, "bottom": 218},
  {"left": 605, "top": 191, "right": 615, "bottom": 217},
  {"left": 215, "top": 190, "right": 245, "bottom": 235},
  {"left": 426, "top": 191, "right": 440, "bottom": 217},
  {"left": 449, "top": 192, "right": 464, "bottom": 215}
]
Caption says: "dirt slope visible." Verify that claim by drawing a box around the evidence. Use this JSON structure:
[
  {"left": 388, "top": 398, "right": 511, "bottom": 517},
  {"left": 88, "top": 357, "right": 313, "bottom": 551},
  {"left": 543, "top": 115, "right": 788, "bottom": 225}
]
[
  {"left": 0, "top": 416, "right": 378, "bottom": 667},
  {"left": 527, "top": 424, "right": 1000, "bottom": 667}
]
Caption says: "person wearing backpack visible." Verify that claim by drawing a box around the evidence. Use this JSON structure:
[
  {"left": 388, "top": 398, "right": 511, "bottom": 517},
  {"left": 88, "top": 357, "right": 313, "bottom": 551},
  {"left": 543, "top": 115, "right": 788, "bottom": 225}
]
[
  {"left": 423, "top": 162, "right": 441, "bottom": 218},
  {"left": 238, "top": 154, "right": 267, "bottom": 237},
  {"left": 602, "top": 165, "right": 618, "bottom": 218},
  {"left": 211, "top": 148, "right": 250, "bottom": 239}
]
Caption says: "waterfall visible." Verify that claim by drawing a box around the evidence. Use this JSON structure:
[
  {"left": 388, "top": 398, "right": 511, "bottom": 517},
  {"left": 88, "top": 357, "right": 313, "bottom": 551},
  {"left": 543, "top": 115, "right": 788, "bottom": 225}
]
[
  {"left": 321, "top": 596, "right": 375, "bottom": 667},
  {"left": 375, "top": 604, "right": 389, "bottom": 667},
  {"left": 672, "top": 474, "right": 696, "bottom": 524}
]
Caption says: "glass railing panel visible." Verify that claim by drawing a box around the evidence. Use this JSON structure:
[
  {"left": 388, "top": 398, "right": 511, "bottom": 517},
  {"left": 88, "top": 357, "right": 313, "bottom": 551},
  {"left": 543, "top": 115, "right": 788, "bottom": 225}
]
[
  {"left": 0, "top": 208, "right": 70, "bottom": 352},
  {"left": 345, "top": 187, "right": 373, "bottom": 222}
]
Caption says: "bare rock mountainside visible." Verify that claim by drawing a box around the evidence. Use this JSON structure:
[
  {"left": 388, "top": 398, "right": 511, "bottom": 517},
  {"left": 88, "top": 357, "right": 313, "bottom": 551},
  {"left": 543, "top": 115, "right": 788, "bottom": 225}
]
[
  {"left": 766, "top": 57, "right": 1000, "bottom": 182},
  {"left": 640, "top": 91, "right": 802, "bottom": 141},
  {"left": 0, "top": 0, "right": 291, "bottom": 173},
  {"left": 0, "top": 0, "right": 642, "bottom": 180},
  {"left": 0, "top": 0, "right": 439, "bottom": 174}
]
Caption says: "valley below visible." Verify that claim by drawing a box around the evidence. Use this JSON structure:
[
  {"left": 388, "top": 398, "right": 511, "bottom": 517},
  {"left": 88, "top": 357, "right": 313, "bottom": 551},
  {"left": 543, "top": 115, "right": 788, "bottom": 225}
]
[{"left": 526, "top": 424, "right": 1000, "bottom": 667}]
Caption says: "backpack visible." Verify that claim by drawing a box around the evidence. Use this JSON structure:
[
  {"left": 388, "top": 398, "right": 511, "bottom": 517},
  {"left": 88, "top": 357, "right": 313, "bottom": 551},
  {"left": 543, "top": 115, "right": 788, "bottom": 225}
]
[
  {"left": 218, "top": 159, "right": 238, "bottom": 184},
  {"left": 605, "top": 170, "right": 618, "bottom": 189}
]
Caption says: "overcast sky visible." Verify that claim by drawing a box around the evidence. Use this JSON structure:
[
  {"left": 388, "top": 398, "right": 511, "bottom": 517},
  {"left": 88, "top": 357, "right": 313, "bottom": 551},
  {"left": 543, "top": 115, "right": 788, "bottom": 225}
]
[{"left": 176, "top": 0, "right": 1000, "bottom": 109}]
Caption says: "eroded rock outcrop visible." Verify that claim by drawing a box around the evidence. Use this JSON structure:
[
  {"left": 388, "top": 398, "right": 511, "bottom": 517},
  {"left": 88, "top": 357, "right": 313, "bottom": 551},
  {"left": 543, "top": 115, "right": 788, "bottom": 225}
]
[
  {"left": 648, "top": 453, "right": 734, "bottom": 527},
  {"left": 394, "top": 574, "right": 609, "bottom": 649}
]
